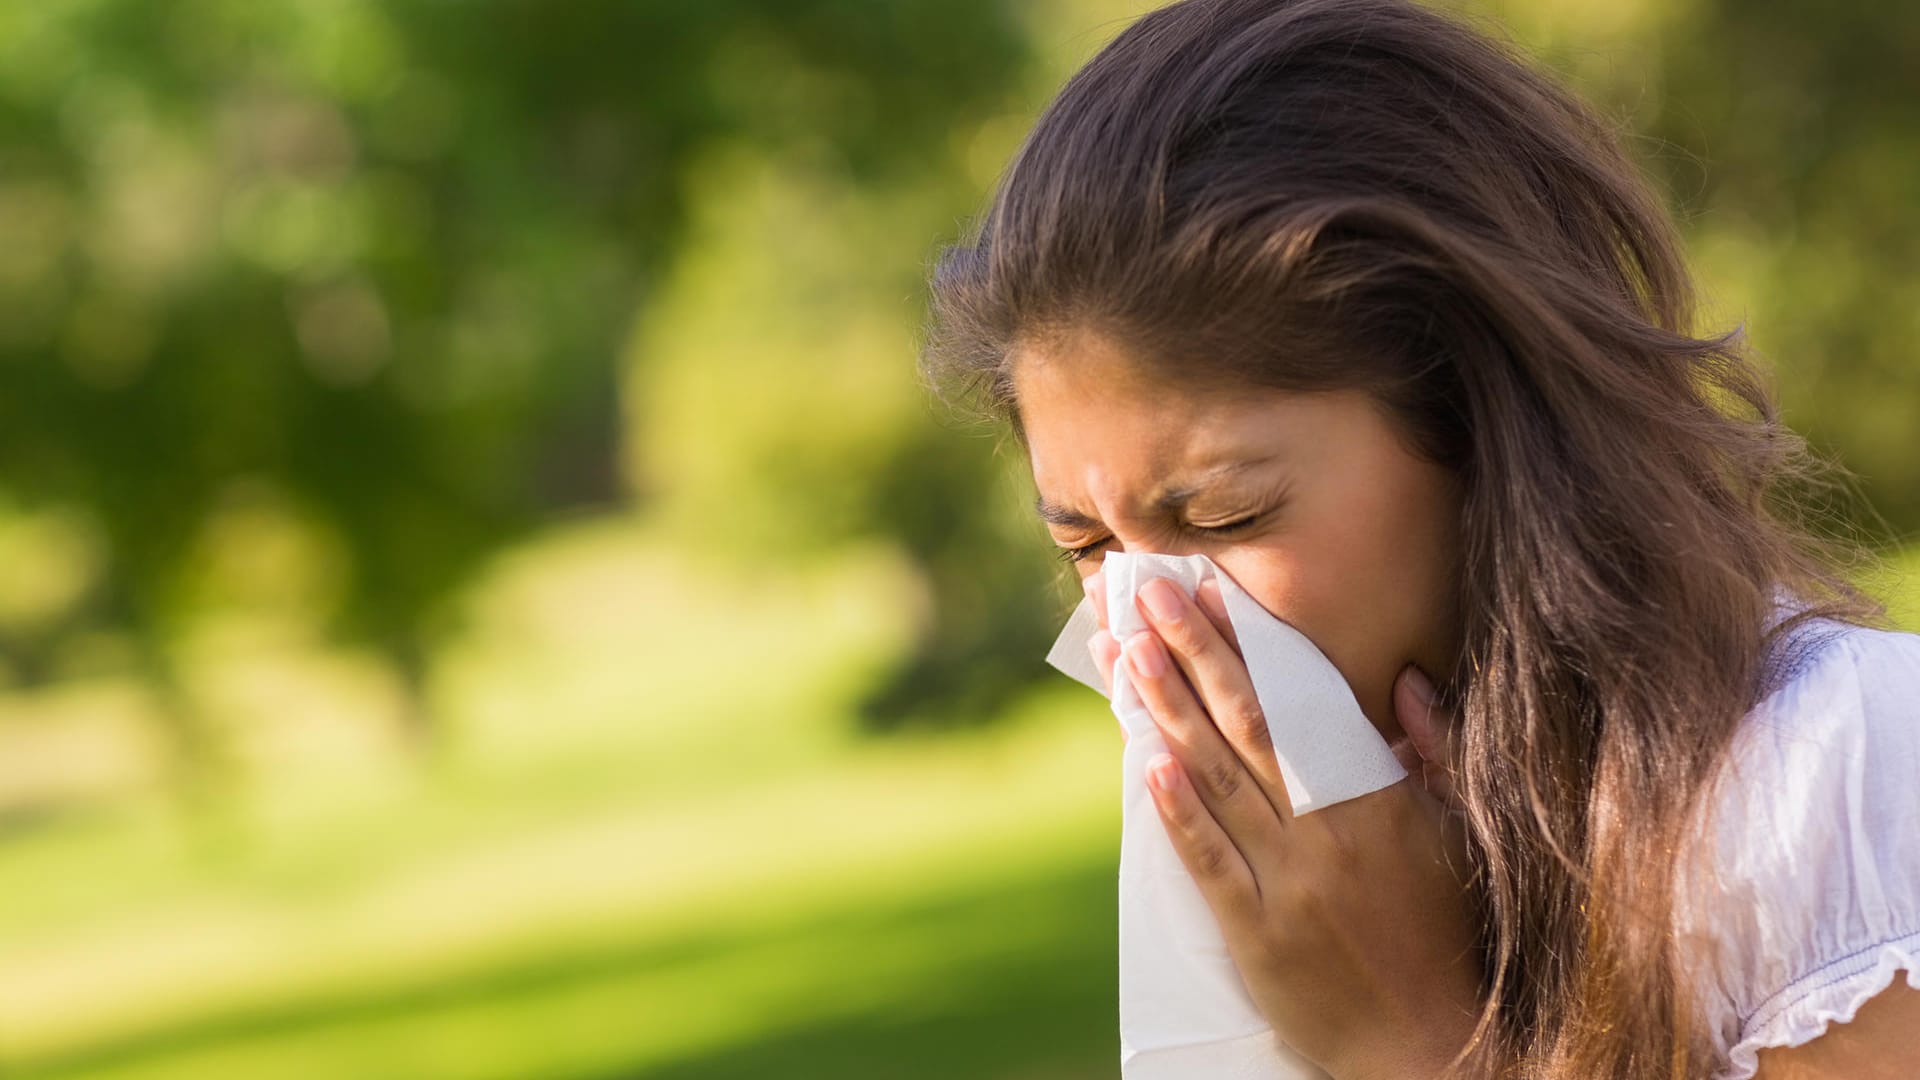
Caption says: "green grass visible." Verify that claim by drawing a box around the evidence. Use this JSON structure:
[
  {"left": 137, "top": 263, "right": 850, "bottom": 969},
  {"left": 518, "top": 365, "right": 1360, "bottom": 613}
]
[
  {"left": 0, "top": 521, "right": 1129, "bottom": 1080},
  {"left": 10, "top": 844, "right": 1120, "bottom": 1080},
  {"left": 0, "top": 693, "right": 1125, "bottom": 1079}
]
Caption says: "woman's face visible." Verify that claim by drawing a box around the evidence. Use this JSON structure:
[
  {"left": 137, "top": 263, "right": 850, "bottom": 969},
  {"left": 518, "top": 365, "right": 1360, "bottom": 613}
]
[{"left": 1013, "top": 330, "right": 1465, "bottom": 744}]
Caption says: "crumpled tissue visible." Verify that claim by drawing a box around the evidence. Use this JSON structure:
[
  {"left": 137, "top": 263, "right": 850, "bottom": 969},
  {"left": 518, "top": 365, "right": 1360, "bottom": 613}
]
[{"left": 1044, "top": 551, "right": 1408, "bottom": 1079}]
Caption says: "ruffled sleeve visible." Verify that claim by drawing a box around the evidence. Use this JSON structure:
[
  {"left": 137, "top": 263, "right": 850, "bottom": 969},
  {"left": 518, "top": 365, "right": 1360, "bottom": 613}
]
[{"left": 1674, "top": 621, "right": 1920, "bottom": 1079}]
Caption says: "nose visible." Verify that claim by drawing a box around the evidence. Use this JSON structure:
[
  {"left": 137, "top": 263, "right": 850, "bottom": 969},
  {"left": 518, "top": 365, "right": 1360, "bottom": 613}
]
[{"left": 1097, "top": 533, "right": 1260, "bottom": 600}]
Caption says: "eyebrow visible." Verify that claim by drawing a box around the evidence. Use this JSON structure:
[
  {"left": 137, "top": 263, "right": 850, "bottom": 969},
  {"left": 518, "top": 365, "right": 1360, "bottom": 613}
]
[{"left": 1032, "top": 457, "right": 1275, "bottom": 528}]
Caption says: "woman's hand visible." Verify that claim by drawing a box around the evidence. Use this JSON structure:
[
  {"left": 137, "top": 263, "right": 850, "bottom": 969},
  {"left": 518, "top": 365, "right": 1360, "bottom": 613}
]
[{"left": 1082, "top": 570, "right": 1490, "bottom": 1080}]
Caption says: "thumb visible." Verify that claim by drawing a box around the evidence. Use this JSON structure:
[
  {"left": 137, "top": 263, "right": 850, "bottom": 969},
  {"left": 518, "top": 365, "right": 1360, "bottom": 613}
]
[{"left": 1394, "top": 664, "right": 1461, "bottom": 811}]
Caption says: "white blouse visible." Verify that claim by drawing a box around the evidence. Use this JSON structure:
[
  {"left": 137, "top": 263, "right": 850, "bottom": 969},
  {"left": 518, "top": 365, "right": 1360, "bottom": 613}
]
[{"left": 1674, "top": 612, "right": 1920, "bottom": 1078}]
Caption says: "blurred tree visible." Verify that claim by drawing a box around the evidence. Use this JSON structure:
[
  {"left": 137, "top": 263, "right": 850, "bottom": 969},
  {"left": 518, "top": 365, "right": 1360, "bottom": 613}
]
[
  {"left": 619, "top": 94, "right": 1081, "bottom": 735},
  {"left": 0, "top": 0, "right": 1035, "bottom": 772},
  {"left": 1646, "top": 0, "right": 1920, "bottom": 535},
  {"left": 1474, "top": 0, "right": 1920, "bottom": 538},
  {"left": 4, "top": 0, "right": 1912, "bottom": 771}
]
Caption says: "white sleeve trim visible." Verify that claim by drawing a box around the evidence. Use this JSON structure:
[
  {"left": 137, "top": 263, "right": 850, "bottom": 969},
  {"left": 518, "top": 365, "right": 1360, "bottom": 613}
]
[{"left": 1717, "top": 928, "right": 1920, "bottom": 1080}]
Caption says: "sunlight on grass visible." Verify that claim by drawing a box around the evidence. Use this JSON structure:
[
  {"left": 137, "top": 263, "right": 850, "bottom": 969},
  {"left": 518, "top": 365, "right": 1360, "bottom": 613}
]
[
  {"left": 0, "top": 515, "right": 1124, "bottom": 1080},
  {"left": 3, "top": 681, "right": 1120, "bottom": 1080}
]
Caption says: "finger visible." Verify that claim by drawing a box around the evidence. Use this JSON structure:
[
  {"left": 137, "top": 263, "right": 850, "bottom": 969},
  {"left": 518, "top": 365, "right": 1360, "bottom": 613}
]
[
  {"left": 1083, "top": 569, "right": 1108, "bottom": 630},
  {"left": 1088, "top": 628, "right": 1122, "bottom": 696},
  {"left": 1088, "top": 628, "right": 1126, "bottom": 742},
  {"left": 1394, "top": 664, "right": 1460, "bottom": 811},
  {"left": 1146, "top": 751, "right": 1263, "bottom": 917},
  {"left": 1124, "top": 630, "right": 1290, "bottom": 879},
  {"left": 1193, "top": 577, "right": 1240, "bottom": 656},
  {"left": 1387, "top": 734, "right": 1424, "bottom": 777},
  {"left": 1135, "top": 577, "right": 1292, "bottom": 821}
]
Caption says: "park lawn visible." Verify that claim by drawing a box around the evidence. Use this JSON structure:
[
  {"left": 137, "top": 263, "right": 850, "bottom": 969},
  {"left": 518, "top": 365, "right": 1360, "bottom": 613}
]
[
  {"left": 0, "top": 523, "right": 1125, "bottom": 1080},
  {"left": 2, "top": 690, "right": 1125, "bottom": 1080},
  {"left": 3, "top": 680, "right": 1121, "bottom": 1076}
]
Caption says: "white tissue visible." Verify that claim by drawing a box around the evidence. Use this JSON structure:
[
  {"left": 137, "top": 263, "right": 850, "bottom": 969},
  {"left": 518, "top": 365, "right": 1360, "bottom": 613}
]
[{"left": 1043, "top": 551, "right": 1408, "bottom": 1079}]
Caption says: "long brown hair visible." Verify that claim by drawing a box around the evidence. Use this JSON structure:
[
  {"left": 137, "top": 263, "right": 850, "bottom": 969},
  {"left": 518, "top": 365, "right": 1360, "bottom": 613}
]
[{"left": 917, "top": 0, "right": 1891, "bottom": 1075}]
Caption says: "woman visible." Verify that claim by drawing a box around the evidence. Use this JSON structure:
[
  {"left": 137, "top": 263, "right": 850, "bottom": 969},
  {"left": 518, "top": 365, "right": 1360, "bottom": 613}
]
[{"left": 917, "top": 0, "right": 1920, "bottom": 1077}]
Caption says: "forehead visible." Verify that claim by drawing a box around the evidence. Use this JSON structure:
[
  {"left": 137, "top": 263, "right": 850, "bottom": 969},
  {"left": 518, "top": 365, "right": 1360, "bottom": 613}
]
[{"left": 1010, "top": 333, "right": 1292, "bottom": 499}]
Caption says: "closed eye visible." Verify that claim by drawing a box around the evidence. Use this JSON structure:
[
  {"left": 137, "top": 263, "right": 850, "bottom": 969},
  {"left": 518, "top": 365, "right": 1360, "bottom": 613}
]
[{"left": 1054, "top": 514, "right": 1263, "bottom": 564}]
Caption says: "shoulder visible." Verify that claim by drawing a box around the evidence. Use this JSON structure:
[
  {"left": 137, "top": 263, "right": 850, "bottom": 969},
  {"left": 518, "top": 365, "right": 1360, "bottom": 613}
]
[
  {"left": 1677, "top": 617, "right": 1920, "bottom": 1079},
  {"left": 1717, "top": 620, "right": 1920, "bottom": 858},
  {"left": 1729, "top": 617, "right": 1920, "bottom": 803}
]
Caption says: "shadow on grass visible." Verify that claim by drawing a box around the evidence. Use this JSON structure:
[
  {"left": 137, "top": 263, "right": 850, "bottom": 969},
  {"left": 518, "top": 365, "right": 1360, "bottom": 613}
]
[
  {"left": 612, "top": 863, "right": 1122, "bottom": 1080},
  {"left": 11, "top": 847, "right": 1122, "bottom": 1080},
  {"left": 616, "top": 965, "right": 1120, "bottom": 1080}
]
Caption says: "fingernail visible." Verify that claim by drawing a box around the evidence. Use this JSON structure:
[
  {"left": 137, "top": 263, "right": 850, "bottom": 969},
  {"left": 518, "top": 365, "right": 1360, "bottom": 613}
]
[
  {"left": 1126, "top": 630, "right": 1167, "bottom": 678},
  {"left": 1140, "top": 578, "right": 1183, "bottom": 623},
  {"left": 1148, "top": 753, "right": 1181, "bottom": 793},
  {"left": 1405, "top": 664, "right": 1437, "bottom": 705},
  {"left": 1087, "top": 634, "right": 1113, "bottom": 681},
  {"left": 1195, "top": 578, "right": 1225, "bottom": 618}
]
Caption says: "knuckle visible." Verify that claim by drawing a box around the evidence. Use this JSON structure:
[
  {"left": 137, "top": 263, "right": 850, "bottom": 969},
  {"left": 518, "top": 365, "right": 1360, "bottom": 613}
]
[
  {"left": 1159, "top": 618, "right": 1201, "bottom": 655},
  {"left": 1219, "top": 879, "right": 1263, "bottom": 926},
  {"left": 1199, "top": 757, "right": 1243, "bottom": 802},
  {"left": 1280, "top": 877, "right": 1328, "bottom": 923},
  {"left": 1224, "top": 699, "right": 1273, "bottom": 752},
  {"left": 1252, "top": 918, "right": 1297, "bottom": 970},
  {"left": 1192, "top": 839, "right": 1236, "bottom": 882}
]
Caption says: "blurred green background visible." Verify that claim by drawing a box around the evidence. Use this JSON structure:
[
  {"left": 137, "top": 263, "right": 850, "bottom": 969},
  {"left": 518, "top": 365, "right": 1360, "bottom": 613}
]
[{"left": 0, "top": 1, "right": 1914, "bottom": 1077}]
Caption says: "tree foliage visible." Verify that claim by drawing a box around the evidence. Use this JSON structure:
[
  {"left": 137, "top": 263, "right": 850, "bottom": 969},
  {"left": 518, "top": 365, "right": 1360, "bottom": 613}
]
[{"left": 0, "top": 0, "right": 1037, "bottom": 741}]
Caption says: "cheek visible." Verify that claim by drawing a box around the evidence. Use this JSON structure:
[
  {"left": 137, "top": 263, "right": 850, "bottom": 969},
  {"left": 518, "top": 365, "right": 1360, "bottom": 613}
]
[
  {"left": 1237, "top": 474, "right": 1457, "bottom": 736},
  {"left": 1222, "top": 535, "right": 1388, "bottom": 690}
]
